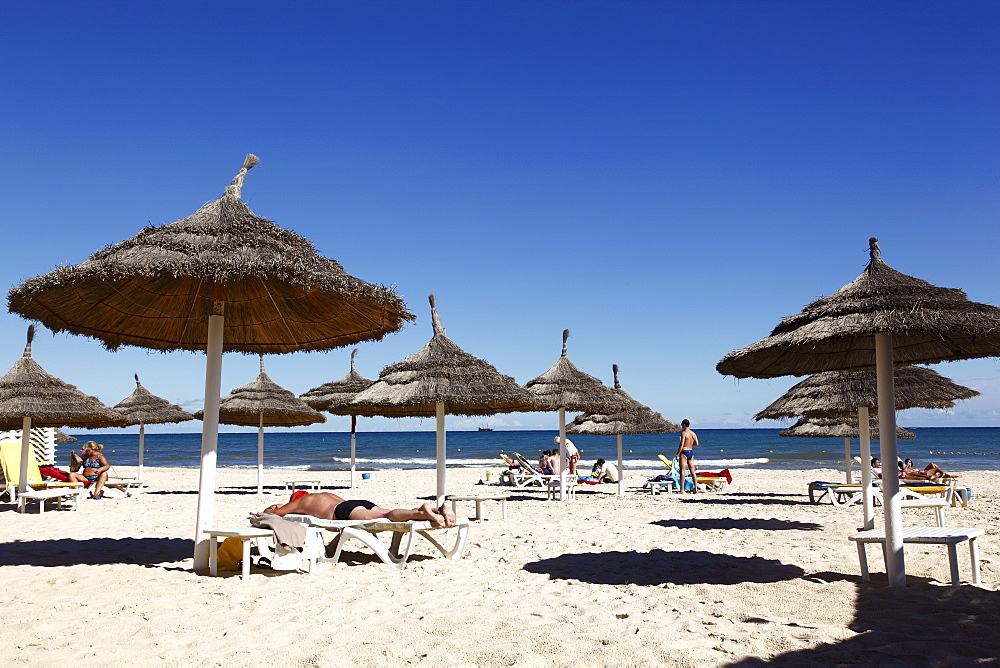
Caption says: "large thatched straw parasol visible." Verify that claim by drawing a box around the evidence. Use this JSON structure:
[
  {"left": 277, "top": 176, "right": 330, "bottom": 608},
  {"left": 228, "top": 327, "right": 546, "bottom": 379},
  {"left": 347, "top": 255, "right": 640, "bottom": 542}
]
[
  {"left": 8, "top": 154, "right": 412, "bottom": 569},
  {"left": 779, "top": 415, "right": 916, "bottom": 440},
  {"left": 350, "top": 295, "right": 541, "bottom": 505},
  {"left": 566, "top": 364, "right": 679, "bottom": 495},
  {"left": 114, "top": 374, "right": 197, "bottom": 481},
  {"left": 756, "top": 365, "right": 978, "bottom": 516},
  {"left": 0, "top": 326, "right": 126, "bottom": 495},
  {"left": 301, "top": 349, "right": 374, "bottom": 487},
  {"left": 525, "top": 330, "right": 634, "bottom": 499},
  {"left": 717, "top": 237, "right": 1000, "bottom": 587},
  {"left": 195, "top": 356, "right": 325, "bottom": 494}
]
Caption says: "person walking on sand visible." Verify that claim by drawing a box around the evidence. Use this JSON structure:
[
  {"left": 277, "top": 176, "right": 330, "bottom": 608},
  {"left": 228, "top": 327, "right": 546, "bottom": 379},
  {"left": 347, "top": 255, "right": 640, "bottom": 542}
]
[
  {"left": 553, "top": 436, "right": 580, "bottom": 475},
  {"left": 675, "top": 419, "right": 699, "bottom": 493}
]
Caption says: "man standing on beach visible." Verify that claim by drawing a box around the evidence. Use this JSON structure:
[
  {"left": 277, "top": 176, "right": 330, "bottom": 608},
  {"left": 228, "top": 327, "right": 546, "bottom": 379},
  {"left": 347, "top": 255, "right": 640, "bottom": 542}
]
[{"left": 675, "top": 419, "right": 699, "bottom": 493}]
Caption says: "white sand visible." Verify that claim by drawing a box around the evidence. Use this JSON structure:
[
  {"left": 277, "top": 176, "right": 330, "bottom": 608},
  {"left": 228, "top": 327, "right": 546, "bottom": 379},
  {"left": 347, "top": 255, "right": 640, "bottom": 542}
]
[{"left": 3, "top": 466, "right": 998, "bottom": 666}]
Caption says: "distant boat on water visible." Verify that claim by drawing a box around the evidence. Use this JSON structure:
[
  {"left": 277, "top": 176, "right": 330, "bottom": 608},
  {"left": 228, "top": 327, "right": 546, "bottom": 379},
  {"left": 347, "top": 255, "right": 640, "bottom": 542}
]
[{"left": 478, "top": 426, "right": 493, "bottom": 432}]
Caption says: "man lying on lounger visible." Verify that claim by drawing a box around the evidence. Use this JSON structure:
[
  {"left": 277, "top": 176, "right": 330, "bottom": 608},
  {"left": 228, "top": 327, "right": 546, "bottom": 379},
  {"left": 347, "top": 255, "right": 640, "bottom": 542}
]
[{"left": 263, "top": 492, "right": 458, "bottom": 528}]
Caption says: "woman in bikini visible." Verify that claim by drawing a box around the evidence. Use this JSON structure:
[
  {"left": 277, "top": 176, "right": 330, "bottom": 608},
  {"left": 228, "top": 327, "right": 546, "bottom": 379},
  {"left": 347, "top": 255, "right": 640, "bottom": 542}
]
[{"left": 67, "top": 441, "right": 110, "bottom": 499}]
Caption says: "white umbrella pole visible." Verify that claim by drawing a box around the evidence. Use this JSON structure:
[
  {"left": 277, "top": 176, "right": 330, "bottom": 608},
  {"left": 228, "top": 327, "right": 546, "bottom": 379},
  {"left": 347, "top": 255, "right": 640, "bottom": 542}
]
[
  {"left": 859, "top": 406, "right": 874, "bottom": 530},
  {"left": 844, "top": 437, "right": 852, "bottom": 483},
  {"left": 193, "top": 310, "right": 224, "bottom": 571},
  {"left": 617, "top": 434, "right": 624, "bottom": 496},
  {"left": 350, "top": 415, "right": 357, "bottom": 488},
  {"left": 875, "top": 333, "right": 905, "bottom": 587},
  {"left": 137, "top": 423, "right": 145, "bottom": 482},
  {"left": 18, "top": 416, "right": 32, "bottom": 496},
  {"left": 257, "top": 412, "right": 264, "bottom": 495},
  {"left": 435, "top": 402, "right": 446, "bottom": 507},
  {"left": 558, "top": 408, "right": 567, "bottom": 501}
]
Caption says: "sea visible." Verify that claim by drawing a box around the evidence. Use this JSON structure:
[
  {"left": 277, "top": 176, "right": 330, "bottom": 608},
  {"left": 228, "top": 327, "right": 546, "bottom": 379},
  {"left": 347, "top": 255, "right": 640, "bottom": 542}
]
[{"left": 64, "top": 427, "right": 1000, "bottom": 473}]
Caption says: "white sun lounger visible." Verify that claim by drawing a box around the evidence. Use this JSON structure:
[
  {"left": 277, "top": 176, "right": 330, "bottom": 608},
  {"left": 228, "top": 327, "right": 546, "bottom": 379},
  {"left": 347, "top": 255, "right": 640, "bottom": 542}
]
[{"left": 282, "top": 513, "right": 471, "bottom": 569}]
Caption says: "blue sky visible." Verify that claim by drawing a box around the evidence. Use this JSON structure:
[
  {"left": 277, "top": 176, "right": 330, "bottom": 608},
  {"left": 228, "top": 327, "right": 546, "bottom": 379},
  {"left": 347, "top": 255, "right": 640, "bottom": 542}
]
[{"left": 2, "top": 1, "right": 998, "bottom": 433}]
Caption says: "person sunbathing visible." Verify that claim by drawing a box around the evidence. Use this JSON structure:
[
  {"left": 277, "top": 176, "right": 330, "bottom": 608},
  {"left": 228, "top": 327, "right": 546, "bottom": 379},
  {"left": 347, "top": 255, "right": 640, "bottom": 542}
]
[
  {"left": 263, "top": 492, "right": 457, "bottom": 528},
  {"left": 899, "top": 458, "right": 954, "bottom": 482}
]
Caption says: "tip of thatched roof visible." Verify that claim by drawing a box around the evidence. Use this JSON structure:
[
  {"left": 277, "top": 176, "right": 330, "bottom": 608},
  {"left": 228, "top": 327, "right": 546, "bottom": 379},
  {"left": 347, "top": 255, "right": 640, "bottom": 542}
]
[{"left": 524, "top": 332, "right": 633, "bottom": 414}]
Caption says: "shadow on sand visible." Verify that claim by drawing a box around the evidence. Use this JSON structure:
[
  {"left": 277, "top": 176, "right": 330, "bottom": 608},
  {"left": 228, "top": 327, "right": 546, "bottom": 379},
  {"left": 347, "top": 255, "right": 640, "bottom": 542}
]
[
  {"left": 524, "top": 549, "right": 805, "bottom": 586},
  {"left": 0, "top": 536, "right": 190, "bottom": 567},
  {"left": 728, "top": 577, "right": 1000, "bottom": 666},
  {"left": 652, "top": 518, "right": 823, "bottom": 531}
]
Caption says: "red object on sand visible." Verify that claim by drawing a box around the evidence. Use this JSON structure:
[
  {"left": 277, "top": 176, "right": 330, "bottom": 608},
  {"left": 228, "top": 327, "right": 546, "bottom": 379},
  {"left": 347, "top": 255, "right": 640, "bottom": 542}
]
[
  {"left": 289, "top": 490, "right": 310, "bottom": 502},
  {"left": 695, "top": 468, "right": 733, "bottom": 485}
]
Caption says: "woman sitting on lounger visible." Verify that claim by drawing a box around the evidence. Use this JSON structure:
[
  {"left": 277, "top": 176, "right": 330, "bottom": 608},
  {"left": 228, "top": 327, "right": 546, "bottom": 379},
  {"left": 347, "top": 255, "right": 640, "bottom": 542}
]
[
  {"left": 899, "top": 458, "right": 953, "bottom": 482},
  {"left": 67, "top": 441, "right": 110, "bottom": 499}
]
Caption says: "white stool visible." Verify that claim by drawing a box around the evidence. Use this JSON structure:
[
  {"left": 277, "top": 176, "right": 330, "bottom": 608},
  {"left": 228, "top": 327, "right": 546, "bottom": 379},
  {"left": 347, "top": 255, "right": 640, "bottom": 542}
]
[
  {"left": 449, "top": 494, "right": 508, "bottom": 521},
  {"left": 283, "top": 480, "right": 321, "bottom": 494},
  {"left": 849, "top": 526, "right": 983, "bottom": 586},
  {"left": 207, "top": 527, "right": 273, "bottom": 579}
]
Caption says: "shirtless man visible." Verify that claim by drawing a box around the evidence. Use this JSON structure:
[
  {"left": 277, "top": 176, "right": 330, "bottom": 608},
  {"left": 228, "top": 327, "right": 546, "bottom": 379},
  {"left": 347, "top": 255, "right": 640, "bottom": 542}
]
[
  {"left": 263, "top": 492, "right": 458, "bottom": 527},
  {"left": 675, "top": 419, "right": 699, "bottom": 493}
]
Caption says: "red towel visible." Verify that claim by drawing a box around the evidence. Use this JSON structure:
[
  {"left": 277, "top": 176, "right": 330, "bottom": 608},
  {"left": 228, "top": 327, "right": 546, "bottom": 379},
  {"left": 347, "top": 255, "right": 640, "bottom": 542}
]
[
  {"left": 39, "top": 465, "right": 70, "bottom": 482},
  {"left": 289, "top": 490, "right": 310, "bottom": 502}
]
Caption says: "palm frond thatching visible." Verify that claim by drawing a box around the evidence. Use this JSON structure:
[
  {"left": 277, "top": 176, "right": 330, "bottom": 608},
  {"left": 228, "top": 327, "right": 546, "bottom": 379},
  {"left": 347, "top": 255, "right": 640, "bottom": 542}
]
[
  {"left": 0, "top": 326, "right": 127, "bottom": 430},
  {"left": 349, "top": 295, "right": 540, "bottom": 417},
  {"left": 195, "top": 357, "right": 325, "bottom": 427},
  {"left": 755, "top": 366, "right": 980, "bottom": 421},
  {"left": 114, "top": 374, "right": 197, "bottom": 425},
  {"left": 7, "top": 154, "right": 414, "bottom": 354},
  {"left": 779, "top": 415, "right": 915, "bottom": 440},
  {"left": 717, "top": 237, "right": 1000, "bottom": 379},
  {"left": 525, "top": 330, "right": 634, "bottom": 414},
  {"left": 567, "top": 364, "right": 680, "bottom": 435},
  {"left": 300, "top": 349, "right": 375, "bottom": 414}
]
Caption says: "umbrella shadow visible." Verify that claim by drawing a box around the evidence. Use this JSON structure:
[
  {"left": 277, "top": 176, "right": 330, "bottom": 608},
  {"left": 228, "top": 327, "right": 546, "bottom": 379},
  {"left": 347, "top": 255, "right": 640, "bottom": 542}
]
[
  {"left": 652, "top": 518, "right": 823, "bottom": 531},
  {"left": 726, "top": 580, "right": 1000, "bottom": 666},
  {"left": 677, "top": 497, "right": 812, "bottom": 506},
  {"left": 0, "top": 537, "right": 190, "bottom": 567},
  {"left": 523, "top": 549, "right": 805, "bottom": 586}
]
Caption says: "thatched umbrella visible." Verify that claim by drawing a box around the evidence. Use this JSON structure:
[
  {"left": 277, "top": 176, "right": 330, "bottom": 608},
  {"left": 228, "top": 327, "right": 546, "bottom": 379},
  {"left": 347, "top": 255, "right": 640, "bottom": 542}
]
[
  {"left": 0, "top": 326, "right": 126, "bottom": 495},
  {"left": 778, "top": 415, "right": 916, "bottom": 441},
  {"left": 350, "top": 295, "right": 541, "bottom": 505},
  {"left": 566, "top": 364, "right": 680, "bottom": 495},
  {"left": 525, "top": 330, "right": 635, "bottom": 499},
  {"left": 54, "top": 429, "right": 76, "bottom": 444},
  {"left": 301, "top": 348, "right": 374, "bottom": 488},
  {"left": 8, "top": 154, "right": 412, "bottom": 569},
  {"left": 717, "top": 237, "right": 1000, "bottom": 587},
  {"left": 195, "top": 356, "right": 325, "bottom": 494},
  {"left": 755, "top": 365, "right": 979, "bottom": 512},
  {"left": 113, "top": 374, "right": 197, "bottom": 482}
]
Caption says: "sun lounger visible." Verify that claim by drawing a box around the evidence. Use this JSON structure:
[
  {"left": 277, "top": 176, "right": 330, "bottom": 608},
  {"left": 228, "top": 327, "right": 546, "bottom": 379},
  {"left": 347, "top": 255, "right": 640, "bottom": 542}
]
[
  {"left": 282, "top": 513, "right": 471, "bottom": 569},
  {"left": 655, "top": 454, "right": 727, "bottom": 492},
  {"left": 1, "top": 442, "right": 82, "bottom": 503}
]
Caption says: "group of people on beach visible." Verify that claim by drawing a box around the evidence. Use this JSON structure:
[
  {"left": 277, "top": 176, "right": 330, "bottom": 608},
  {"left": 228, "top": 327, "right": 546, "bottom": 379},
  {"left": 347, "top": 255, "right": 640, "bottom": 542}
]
[{"left": 870, "top": 457, "right": 955, "bottom": 481}]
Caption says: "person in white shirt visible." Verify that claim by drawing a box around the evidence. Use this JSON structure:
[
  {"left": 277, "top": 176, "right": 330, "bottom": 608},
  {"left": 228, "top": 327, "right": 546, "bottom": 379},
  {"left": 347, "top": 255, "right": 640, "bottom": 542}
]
[
  {"left": 592, "top": 458, "right": 619, "bottom": 483},
  {"left": 553, "top": 436, "right": 580, "bottom": 474}
]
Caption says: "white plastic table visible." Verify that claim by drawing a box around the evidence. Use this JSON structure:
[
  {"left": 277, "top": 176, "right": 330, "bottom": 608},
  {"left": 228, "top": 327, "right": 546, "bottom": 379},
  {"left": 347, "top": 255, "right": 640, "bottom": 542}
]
[
  {"left": 207, "top": 527, "right": 274, "bottom": 579},
  {"left": 849, "top": 526, "right": 983, "bottom": 586},
  {"left": 283, "top": 480, "right": 322, "bottom": 494},
  {"left": 17, "top": 487, "right": 83, "bottom": 513},
  {"left": 449, "top": 494, "right": 508, "bottom": 521}
]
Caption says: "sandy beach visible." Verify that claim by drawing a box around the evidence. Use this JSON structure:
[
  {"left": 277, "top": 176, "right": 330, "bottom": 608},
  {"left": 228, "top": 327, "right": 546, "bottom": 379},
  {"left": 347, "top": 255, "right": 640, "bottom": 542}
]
[{"left": 2, "top": 466, "right": 998, "bottom": 666}]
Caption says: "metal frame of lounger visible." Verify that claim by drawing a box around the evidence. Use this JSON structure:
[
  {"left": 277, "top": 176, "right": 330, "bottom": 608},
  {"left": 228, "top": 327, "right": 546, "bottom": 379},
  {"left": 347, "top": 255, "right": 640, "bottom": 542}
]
[{"left": 282, "top": 514, "right": 471, "bottom": 569}]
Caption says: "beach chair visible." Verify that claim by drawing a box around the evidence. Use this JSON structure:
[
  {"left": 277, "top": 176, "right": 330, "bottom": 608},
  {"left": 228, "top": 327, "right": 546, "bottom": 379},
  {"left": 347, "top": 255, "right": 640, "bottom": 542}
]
[
  {"left": 282, "top": 513, "right": 471, "bottom": 569},
  {"left": 0, "top": 441, "right": 82, "bottom": 503},
  {"left": 506, "top": 452, "right": 561, "bottom": 488},
  {"left": 656, "top": 454, "right": 727, "bottom": 492}
]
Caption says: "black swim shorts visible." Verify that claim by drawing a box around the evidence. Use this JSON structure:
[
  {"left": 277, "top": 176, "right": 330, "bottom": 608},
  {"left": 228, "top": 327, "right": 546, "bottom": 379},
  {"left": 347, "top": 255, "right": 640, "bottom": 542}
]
[{"left": 334, "top": 499, "right": 377, "bottom": 521}]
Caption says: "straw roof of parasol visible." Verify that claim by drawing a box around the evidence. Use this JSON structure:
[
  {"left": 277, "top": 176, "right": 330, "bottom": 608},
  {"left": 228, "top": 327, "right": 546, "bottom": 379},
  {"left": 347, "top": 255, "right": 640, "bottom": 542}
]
[
  {"left": 7, "top": 154, "right": 414, "bottom": 354},
  {"left": 54, "top": 429, "right": 77, "bottom": 444},
  {"left": 300, "top": 349, "right": 375, "bottom": 414},
  {"left": 525, "top": 330, "right": 635, "bottom": 413},
  {"left": 566, "top": 364, "right": 680, "bottom": 435},
  {"left": 349, "top": 295, "right": 540, "bottom": 417},
  {"left": 0, "top": 326, "right": 128, "bottom": 430},
  {"left": 779, "top": 415, "right": 915, "bottom": 440},
  {"left": 755, "top": 366, "right": 980, "bottom": 421},
  {"left": 114, "top": 374, "right": 197, "bottom": 425},
  {"left": 194, "top": 357, "right": 326, "bottom": 427},
  {"left": 717, "top": 237, "right": 1000, "bottom": 379}
]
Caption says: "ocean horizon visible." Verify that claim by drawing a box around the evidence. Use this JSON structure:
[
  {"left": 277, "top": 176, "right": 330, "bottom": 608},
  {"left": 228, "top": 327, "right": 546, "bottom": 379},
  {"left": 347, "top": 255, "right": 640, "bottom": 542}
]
[{"left": 61, "top": 427, "right": 1000, "bottom": 473}]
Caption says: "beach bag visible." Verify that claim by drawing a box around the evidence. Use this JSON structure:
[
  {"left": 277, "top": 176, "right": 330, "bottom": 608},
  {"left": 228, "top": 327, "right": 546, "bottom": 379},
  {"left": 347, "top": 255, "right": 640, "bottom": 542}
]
[
  {"left": 69, "top": 451, "right": 82, "bottom": 472},
  {"left": 216, "top": 536, "right": 244, "bottom": 571}
]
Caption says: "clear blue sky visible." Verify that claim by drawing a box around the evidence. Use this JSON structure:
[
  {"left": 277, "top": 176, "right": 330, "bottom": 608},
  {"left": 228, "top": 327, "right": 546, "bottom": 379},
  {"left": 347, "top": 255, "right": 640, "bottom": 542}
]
[{"left": 2, "top": 1, "right": 998, "bottom": 434}]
